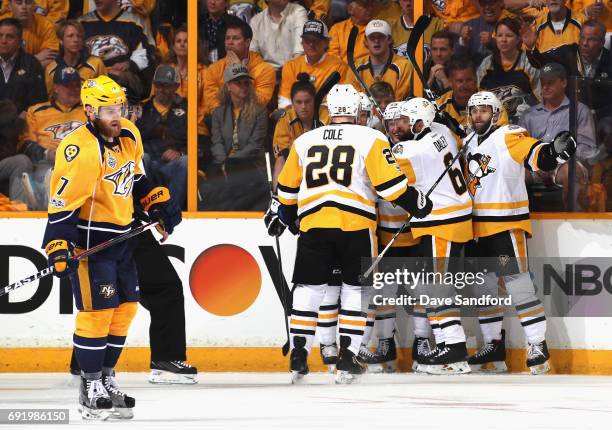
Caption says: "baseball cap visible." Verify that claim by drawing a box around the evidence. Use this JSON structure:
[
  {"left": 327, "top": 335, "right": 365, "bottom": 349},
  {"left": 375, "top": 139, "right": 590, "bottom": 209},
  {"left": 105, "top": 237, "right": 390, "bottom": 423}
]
[
  {"left": 53, "top": 66, "right": 81, "bottom": 85},
  {"left": 365, "top": 19, "right": 392, "bottom": 38},
  {"left": 302, "top": 19, "right": 329, "bottom": 39},
  {"left": 540, "top": 62, "right": 567, "bottom": 81},
  {"left": 223, "top": 63, "right": 252, "bottom": 83},
  {"left": 153, "top": 65, "right": 180, "bottom": 85}
]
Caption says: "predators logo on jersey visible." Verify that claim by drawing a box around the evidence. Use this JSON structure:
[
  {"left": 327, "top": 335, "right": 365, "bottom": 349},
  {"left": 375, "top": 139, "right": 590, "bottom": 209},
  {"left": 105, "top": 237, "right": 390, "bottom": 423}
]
[
  {"left": 104, "top": 161, "right": 136, "bottom": 198},
  {"left": 87, "top": 35, "right": 129, "bottom": 61},
  {"left": 45, "top": 120, "right": 84, "bottom": 141},
  {"left": 466, "top": 153, "right": 496, "bottom": 195}
]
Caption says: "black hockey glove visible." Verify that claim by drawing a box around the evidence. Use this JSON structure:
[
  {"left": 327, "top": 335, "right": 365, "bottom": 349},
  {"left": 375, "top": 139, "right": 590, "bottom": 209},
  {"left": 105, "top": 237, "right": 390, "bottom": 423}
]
[
  {"left": 264, "top": 195, "right": 298, "bottom": 237},
  {"left": 393, "top": 186, "right": 433, "bottom": 219},
  {"left": 435, "top": 111, "right": 467, "bottom": 139},
  {"left": 551, "top": 131, "right": 576, "bottom": 163},
  {"left": 141, "top": 187, "right": 182, "bottom": 235}
]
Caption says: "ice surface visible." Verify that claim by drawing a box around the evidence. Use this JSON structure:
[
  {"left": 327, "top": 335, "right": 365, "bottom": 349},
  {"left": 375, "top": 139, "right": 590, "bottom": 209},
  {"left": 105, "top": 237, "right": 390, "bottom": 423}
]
[{"left": 1, "top": 372, "right": 612, "bottom": 429}]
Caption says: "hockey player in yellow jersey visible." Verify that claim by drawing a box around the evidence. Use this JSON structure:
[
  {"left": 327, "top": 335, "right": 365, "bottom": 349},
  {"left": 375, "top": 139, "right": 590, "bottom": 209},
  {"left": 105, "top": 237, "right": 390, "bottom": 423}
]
[
  {"left": 463, "top": 91, "right": 575, "bottom": 374},
  {"left": 42, "top": 75, "right": 182, "bottom": 419},
  {"left": 264, "top": 84, "right": 433, "bottom": 384},
  {"left": 391, "top": 97, "right": 473, "bottom": 375}
]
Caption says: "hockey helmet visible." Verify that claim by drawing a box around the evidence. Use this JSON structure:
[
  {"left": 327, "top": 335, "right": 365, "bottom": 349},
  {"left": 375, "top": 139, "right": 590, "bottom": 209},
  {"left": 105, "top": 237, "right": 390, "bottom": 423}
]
[
  {"left": 326, "top": 84, "right": 361, "bottom": 118},
  {"left": 383, "top": 101, "right": 402, "bottom": 121},
  {"left": 81, "top": 75, "right": 127, "bottom": 116},
  {"left": 399, "top": 97, "right": 436, "bottom": 132}
]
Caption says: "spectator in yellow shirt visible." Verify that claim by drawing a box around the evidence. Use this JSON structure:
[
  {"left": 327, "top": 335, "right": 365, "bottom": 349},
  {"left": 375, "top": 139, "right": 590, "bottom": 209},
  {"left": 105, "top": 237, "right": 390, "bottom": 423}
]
[
  {"left": 348, "top": 19, "right": 413, "bottom": 100},
  {"left": 431, "top": 0, "right": 480, "bottom": 33},
  {"left": 329, "top": 0, "right": 376, "bottom": 62},
  {"left": 44, "top": 20, "right": 106, "bottom": 97},
  {"left": 272, "top": 75, "right": 329, "bottom": 189},
  {"left": 5, "top": 0, "right": 59, "bottom": 67},
  {"left": 0, "top": 0, "right": 68, "bottom": 24},
  {"left": 203, "top": 18, "right": 276, "bottom": 114},
  {"left": 390, "top": 0, "right": 445, "bottom": 62},
  {"left": 534, "top": 0, "right": 585, "bottom": 53},
  {"left": 21, "top": 66, "right": 85, "bottom": 210},
  {"left": 278, "top": 19, "right": 348, "bottom": 108},
  {"left": 575, "top": 0, "right": 612, "bottom": 31}
]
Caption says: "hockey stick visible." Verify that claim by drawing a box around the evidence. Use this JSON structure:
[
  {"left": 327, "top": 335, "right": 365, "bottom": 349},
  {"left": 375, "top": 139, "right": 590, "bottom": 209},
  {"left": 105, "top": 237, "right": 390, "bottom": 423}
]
[
  {"left": 0, "top": 220, "right": 159, "bottom": 297},
  {"left": 363, "top": 132, "right": 481, "bottom": 279},
  {"left": 314, "top": 71, "right": 341, "bottom": 124},
  {"left": 347, "top": 26, "right": 390, "bottom": 135},
  {"left": 265, "top": 152, "right": 292, "bottom": 356},
  {"left": 403, "top": 14, "right": 433, "bottom": 101}
]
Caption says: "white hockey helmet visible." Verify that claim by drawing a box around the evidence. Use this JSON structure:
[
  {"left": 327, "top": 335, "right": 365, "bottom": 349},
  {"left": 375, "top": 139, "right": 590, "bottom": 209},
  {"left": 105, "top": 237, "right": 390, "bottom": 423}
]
[
  {"left": 399, "top": 97, "right": 436, "bottom": 133},
  {"left": 326, "top": 84, "right": 361, "bottom": 118},
  {"left": 383, "top": 101, "right": 402, "bottom": 121},
  {"left": 359, "top": 92, "right": 373, "bottom": 112},
  {"left": 467, "top": 91, "right": 502, "bottom": 134},
  {"left": 467, "top": 91, "right": 502, "bottom": 119}
]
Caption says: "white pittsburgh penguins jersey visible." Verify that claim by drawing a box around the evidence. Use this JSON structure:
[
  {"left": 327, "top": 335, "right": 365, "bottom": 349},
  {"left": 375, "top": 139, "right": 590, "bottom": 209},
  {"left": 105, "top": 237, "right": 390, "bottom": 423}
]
[
  {"left": 392, "top": 122, "right": 473, "bottom": 243},
  {"left": 463, "top": 124, "right": 546, "bottom": 238},
  {"left": 277, "top": 124, "right": 408, "bottom": 233}
]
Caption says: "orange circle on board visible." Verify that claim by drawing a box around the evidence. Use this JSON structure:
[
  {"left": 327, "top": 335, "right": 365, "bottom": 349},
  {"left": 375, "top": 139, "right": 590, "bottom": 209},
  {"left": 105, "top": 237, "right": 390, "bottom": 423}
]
[{"left": 189, "top": 244, "right": 261, "bottom": 316}]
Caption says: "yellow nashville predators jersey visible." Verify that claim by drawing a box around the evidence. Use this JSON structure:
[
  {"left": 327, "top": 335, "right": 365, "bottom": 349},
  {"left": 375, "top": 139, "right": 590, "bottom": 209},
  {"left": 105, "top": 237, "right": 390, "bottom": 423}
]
[
  {"left": 348, "top": 53, "right": 414, "bottom": 100},
  {"left": 273, "top": 106, "right": 329, "bottom": 158},
  {"left": 535, "top": 8, "right": 584, "bottom": 53},
  {"left": 392, "top": 123, "right": 472, "bottom": 243},
  {"left": 277, "top": 124, "right": 408, "bottom": 232},
  {"left": 463, "top": 124, "right": 546, "bottom": 238},
  {"left": 25, "top": 102, "right": 86, "bottom": 151},
  {"left": 44, "top": 118, "right": 146, "bottom": 248}
]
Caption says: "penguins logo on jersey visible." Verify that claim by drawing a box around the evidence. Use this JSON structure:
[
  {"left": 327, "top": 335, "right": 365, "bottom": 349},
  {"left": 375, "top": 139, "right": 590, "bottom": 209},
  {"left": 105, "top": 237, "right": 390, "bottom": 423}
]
[
  {"left": 87, "top": 36, "right": 129, "bottom": 61},
  {"left": 466, "top": 152, "right": 495, "bottom": 195},
  {"left": 103, "top": 161, "right": 135, "bottom": 198},
  {"left": 45, "top": 121, "right": 84, "bottom": 141}
]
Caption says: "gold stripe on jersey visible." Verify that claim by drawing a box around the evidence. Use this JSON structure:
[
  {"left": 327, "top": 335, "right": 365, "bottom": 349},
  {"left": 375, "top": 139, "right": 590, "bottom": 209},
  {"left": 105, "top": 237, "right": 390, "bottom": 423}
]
[
  {"left": 431, "top": 201, "right": 472, "bottom": 216},
  {"left": 376, "top": 210, "right": 421, "bottom": 247},
  {"left": 503, "top": 128, "right": 544, "bottom": 169},
  {"left": 300, "top": 189, "right": 376, "bottom": 209},
  {"left": 474, "top": 200, "right": 529, "bottom": 210},
  {"left": 77, "top": 257, "right": 93, "bottom": 311}
]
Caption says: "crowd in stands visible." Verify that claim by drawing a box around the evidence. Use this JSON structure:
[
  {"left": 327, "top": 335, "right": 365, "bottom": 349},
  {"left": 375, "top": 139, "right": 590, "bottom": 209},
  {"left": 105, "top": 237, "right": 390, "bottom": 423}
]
[{"left": 0, "top": 0, "right": 611, "bottom": 212}]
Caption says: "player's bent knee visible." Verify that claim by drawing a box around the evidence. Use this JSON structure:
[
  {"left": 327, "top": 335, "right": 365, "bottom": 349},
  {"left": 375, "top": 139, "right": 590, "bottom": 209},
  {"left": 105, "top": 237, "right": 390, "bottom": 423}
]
[
  {"left": 109, "top": 301, "right": 139, "bottom": 337},
  {"left": 75, "top": 309, "right": 114, "bottom": 338}
]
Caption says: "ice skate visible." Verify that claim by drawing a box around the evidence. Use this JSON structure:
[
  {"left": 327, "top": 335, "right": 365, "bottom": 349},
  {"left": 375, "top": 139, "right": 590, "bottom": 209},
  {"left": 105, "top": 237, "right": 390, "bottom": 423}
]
[
  {"left": 376, "top": 337, "right": 397, "bottom": 373},
  {"left": 78, "top": 376, "right": 112, "bottom": 421},
  {"left": 425, "top": 342, "right": 471, "bottom": 375},
  {"left": 290, "top": 336, "right": 309, "bottom": 384},
  {"left": 335, "top": 336, "right": 366, "bottom": 384},
  {"left": 149, "top": 360, "right": 198, "bottom": 384},
  {"left": 412, "top": 337, "right": 432, "bottom": 372},
  {"left": 319, "top": 343, "right": 338, "bottom": 373},
  {"left": 103, "top": 372, "right": 135, "bottom": 419},
  {"left": 468, "top": 330, "right": 507, "bottom": 373},
  {"left": 358, "top": 344, "right": 384, "bottom": 373},
  {"left": 527, "top": 340, "right": 550, "bottom": 375}
]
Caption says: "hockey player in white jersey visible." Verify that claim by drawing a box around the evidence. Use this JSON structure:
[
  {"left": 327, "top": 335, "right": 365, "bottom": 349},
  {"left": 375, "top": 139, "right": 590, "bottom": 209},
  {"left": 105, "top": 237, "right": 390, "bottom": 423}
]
[
  {"left": 264, "top": 84, "right": 433, "bottom": 384},
  {"left": 463, "top": 91, "right": 576, "bottom": 374},
  {"left": 392, "top": 98, "right": 473, "bottom": 374},
  {"left": 353, "top": 102, "right": 415, "bottom": 373}
]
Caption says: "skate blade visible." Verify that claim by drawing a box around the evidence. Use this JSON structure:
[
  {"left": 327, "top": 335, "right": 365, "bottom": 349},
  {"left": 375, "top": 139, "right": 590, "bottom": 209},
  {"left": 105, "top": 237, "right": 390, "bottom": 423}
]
[
  {"left": 383, "top": 360, "right": 397, "bottom": 373},
  {"left": 529, "top": 361, "right": 550, "bottom": 375},
  {"left": 334, "top": 371, "right": 361, "bottom": 384},
  {"left": 426, "top": 361, "right": 472, "bottom": 375},
  {"left": 415, "top": 363, "right": 431, "bottom": 373},
  {"left": 291, "top": 371, "right": 306, "bottom": 384},
  {"left": 109, "top": 407, "right": 134, "bottom": 420},
  {"left": 469, "top": 361, "right": 507, "bottom": 373},
  {"left": 367, "top": 363, "right": 384, "bottom": 374},
  {"left": 78, "top": 405, "right": 110, "bottom": 421},
  {"left": 149, "top": 370, "right": 198, "bottom": 385}
]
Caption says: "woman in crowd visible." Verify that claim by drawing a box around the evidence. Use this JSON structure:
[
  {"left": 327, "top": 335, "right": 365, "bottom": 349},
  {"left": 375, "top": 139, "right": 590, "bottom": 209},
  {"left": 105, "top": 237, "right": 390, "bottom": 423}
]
[
  {"left": 44, "top": 19, "right": 106, "bottom": 96},
  {"left": 477, "top": 17, "right": 540, "bottom": 123},
  {"left": 207, "top": 64, "right": 268, "bottom": 211}
]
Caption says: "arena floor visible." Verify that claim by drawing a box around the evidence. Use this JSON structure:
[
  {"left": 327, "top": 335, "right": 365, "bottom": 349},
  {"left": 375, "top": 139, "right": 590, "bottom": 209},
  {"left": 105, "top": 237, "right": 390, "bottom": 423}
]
[{"left": 1, "top": 372, "right": 611, "bottom": 428}]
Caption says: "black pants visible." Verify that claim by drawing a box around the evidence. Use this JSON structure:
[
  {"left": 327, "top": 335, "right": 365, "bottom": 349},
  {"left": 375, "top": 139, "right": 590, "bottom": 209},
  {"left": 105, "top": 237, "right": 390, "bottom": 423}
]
[{"left": 71, "top": 229, "right": 187, "bottom": 371}]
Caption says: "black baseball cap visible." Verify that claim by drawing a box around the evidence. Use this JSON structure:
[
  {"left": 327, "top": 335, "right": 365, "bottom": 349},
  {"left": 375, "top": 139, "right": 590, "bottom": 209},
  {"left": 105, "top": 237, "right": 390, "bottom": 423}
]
[{"left": 53, "top": 66, "right": 81, "bottom": 85}]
